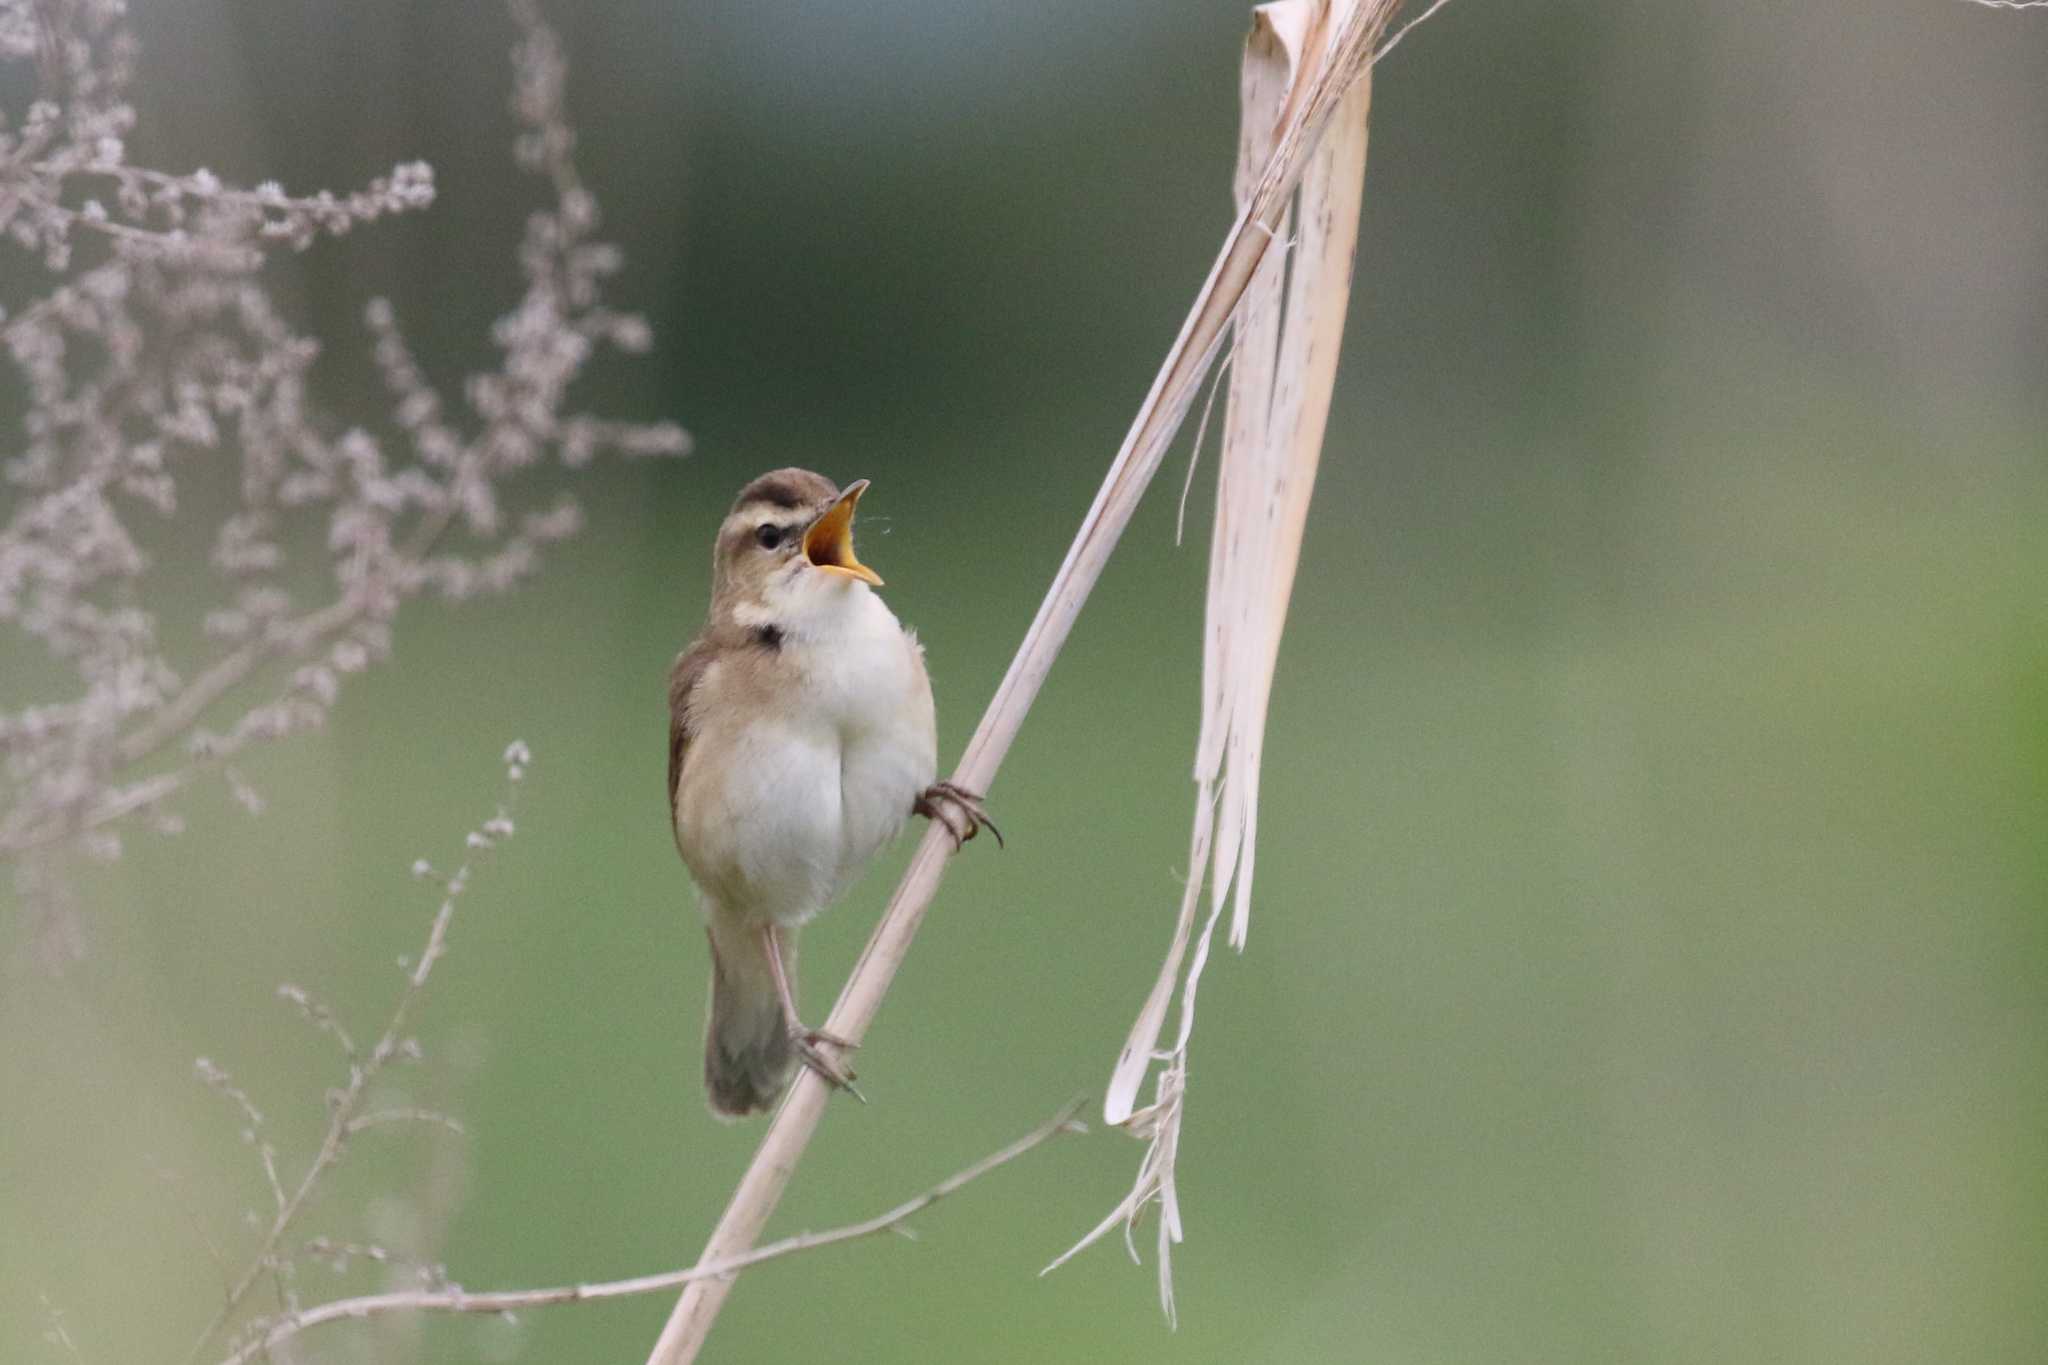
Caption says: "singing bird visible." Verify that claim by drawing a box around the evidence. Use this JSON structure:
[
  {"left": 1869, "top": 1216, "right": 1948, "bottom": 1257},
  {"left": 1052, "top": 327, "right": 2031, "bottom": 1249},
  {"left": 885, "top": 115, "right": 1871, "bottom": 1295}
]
[{"left": 668, "top": 469, "right": 996, "bottom": 1117}]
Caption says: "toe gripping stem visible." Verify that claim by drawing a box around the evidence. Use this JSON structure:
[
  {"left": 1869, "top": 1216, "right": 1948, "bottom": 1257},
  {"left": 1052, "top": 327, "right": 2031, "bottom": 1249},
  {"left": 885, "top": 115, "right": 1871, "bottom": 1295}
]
[{"left": 914, "top": 780, "right": 1003, "bottom": 851}]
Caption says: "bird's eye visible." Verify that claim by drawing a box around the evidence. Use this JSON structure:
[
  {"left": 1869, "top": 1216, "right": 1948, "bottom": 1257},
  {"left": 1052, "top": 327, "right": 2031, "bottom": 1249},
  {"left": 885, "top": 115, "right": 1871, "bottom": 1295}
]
[{"left": 754, "top": 524, "right": 783, "bottom": 550}]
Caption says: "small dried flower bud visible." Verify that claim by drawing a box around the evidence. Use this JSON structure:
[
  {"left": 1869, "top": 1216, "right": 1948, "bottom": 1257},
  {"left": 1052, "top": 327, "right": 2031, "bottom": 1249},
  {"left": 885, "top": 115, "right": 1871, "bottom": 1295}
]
[
  {"left": 609, "top": 314, "right": 652, "bottom": 352},
  {"left": 226, "top": 769, "right": 266, "bottom": 816},
  {"left": 293, "top": 666, "right": 339, "bottom": 707}
]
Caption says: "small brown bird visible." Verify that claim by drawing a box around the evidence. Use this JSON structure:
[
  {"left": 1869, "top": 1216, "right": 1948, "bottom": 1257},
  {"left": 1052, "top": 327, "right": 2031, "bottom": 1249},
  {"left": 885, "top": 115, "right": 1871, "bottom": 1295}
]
[{"left": 668, "top": 469, "right": 995, "bottom": 1117}]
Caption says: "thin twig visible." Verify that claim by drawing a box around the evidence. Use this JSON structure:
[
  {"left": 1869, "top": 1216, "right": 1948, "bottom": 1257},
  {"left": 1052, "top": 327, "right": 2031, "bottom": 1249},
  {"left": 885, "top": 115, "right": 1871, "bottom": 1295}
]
[
  {"left": 641, "top": 6, "right": 1419, "bottom": 1361},
  {"left": 112, "top": 598, "right": 359, "bottom": 771},
  {"left": 38, "top": 1292, "right": 88, "bottom": 1365},
  {"left": 0, "top": 520, "right": 430, "bottom": 859},
  {"left": 180, "top": 761, "right": 521, "bottom": 1365},
  {"left": 345, "top": 1107, "right": 466, "bottom": 1138},
  {"left": 1372, "top": 0, "right": 1458, "bottom": 62},
  {"left": 213, "top": 1099, "right": 1086, "bottom": 1365}
]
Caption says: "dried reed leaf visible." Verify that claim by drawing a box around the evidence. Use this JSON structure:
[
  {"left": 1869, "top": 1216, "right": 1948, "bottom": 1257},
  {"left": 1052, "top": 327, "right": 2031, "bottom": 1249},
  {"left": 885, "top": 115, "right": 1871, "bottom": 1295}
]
[
  {"left": 1077, "top": 0, "right": 1374, "bottom": 1321},
  {"left": 1217, "top": 20, "right": 1371, "bottom": 954},
  {"left": 1103, "top": 0, "right": 1312, "bottom": 1135},
  {"left": 1105, "top": 0, "right": 1368, "bottom": 1129}
]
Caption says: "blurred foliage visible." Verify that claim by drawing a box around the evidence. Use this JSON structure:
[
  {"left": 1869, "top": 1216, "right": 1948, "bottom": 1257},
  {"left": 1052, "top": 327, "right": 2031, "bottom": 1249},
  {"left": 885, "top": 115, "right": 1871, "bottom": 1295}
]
[{"left": 3, "top": 1, "right": 2045, "bottom": 1362}]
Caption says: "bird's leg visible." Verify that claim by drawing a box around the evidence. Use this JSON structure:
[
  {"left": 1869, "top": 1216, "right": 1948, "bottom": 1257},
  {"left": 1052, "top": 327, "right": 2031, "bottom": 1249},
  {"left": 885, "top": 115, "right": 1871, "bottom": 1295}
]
[
  {"left": 913, "top": 780, "right": 1003, "bottom": 851},
  {"left": 758, "top": 924, "right": 864, "bottom": 1101},
  {"left": 757, "top": 923, "right": 856, "bottom": 1049}
]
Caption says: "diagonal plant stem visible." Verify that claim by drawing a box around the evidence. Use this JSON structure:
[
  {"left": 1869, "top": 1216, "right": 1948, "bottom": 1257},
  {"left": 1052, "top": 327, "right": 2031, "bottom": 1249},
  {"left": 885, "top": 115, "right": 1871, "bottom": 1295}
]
[
  {"left": 642, "top": 7, "right": 1414, "bottom": 1360},
  {"left": 214, "top": 1099, "right": 1085, "bottom": 1365}
]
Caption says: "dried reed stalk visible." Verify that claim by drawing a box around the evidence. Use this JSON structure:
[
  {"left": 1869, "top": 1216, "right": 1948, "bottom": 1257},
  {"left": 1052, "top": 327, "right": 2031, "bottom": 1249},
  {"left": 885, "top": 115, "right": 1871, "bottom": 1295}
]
[{"left": 645, "top": 3, "right": 1414, "bottom": 1359}]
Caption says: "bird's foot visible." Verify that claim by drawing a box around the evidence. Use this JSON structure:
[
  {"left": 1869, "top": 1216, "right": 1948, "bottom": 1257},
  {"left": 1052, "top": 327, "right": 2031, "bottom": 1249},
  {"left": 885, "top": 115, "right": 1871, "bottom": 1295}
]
[
  {"left": 801, "top": 1025, "right": 859, "bottom": 1052},
  {"left": 792, "top": 1030, "right": 866, "bottom": 1104},
  {"left": 914, "top": 780, "right": 1004, "bottom": 851}
]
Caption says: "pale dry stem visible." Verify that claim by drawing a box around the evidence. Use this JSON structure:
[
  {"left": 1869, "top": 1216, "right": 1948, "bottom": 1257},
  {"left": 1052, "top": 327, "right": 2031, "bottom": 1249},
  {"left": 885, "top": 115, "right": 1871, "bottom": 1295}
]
[{"left": 213, "top": 1099, "right": 1086, "bottom": 1365}]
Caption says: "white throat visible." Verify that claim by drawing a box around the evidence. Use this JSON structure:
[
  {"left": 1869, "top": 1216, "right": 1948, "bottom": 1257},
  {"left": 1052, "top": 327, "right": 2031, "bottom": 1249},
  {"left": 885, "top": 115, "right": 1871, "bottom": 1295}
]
[{"left": 737, "top": 565, "right": 891, "bottom": 644}]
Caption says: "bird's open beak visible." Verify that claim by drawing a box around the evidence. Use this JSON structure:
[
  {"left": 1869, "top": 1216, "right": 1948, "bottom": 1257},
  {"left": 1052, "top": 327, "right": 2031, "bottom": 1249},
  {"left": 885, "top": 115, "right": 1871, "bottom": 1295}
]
[{"left": 802, "top": 479, "right": 883, "bottom": 587}]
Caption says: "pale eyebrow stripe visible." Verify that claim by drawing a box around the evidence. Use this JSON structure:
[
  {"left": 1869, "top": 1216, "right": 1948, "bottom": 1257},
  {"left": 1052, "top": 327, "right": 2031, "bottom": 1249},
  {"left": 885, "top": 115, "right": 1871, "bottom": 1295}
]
[{"left": 729, "top": 500, "right": 813, "bottom": 526}]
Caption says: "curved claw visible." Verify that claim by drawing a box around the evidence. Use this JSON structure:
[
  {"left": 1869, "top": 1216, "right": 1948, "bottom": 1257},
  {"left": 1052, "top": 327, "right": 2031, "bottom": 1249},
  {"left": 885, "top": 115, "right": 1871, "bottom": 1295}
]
[
  {"left": 793, "top": 1034, "right": 865, "bottom": 1104},
  {"left": 915, "top": 781, "right": 1004, "bottom": 851}
]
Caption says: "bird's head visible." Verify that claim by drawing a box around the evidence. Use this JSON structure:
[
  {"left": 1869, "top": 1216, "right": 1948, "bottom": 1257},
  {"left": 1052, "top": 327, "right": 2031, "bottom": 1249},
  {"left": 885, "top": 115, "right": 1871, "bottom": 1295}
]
[{"left": 708, "top": 467, "right": 884, "bottom": 628}]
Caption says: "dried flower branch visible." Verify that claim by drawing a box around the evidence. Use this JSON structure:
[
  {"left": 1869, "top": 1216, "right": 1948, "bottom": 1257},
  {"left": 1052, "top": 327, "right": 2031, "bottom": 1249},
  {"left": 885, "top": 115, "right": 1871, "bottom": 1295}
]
[
  {"left": 183, "top": 741, "right": 531, "bottom": 1365},
  {"left": 212, "top": 1098, "right": 1087, "bottom": 1365},
  {"left": 0, "top": 0, "right": 687, "bottom": 961},
  {"left": 641, "top": 2, "right": 1437, "bottom": 1356}
]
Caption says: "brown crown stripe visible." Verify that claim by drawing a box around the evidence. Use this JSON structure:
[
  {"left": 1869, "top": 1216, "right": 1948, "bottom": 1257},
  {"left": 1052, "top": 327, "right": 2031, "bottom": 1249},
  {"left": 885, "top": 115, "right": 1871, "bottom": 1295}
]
[{"left": 730, "top": 468, "right": 837, "bottom": 514}]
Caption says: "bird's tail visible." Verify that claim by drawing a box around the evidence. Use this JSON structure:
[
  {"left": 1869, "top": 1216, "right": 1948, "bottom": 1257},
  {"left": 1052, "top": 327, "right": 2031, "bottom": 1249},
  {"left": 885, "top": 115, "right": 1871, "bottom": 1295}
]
[{"left": 703, "top": 917, "right": 798, "bottom": 1119}]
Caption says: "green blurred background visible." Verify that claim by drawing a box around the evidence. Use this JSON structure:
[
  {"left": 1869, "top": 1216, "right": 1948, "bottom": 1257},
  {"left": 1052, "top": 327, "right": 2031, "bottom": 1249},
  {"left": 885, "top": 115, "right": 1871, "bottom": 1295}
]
[{"left": 5, "top": 0, "right": 2047, "bottom": 1360}]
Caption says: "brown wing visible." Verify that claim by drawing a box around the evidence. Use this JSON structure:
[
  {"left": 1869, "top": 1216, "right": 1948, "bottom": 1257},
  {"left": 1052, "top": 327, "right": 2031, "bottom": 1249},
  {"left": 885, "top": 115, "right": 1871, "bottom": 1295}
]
[{"left": 667, "top": 642, "right": 715, "bottom": 832}]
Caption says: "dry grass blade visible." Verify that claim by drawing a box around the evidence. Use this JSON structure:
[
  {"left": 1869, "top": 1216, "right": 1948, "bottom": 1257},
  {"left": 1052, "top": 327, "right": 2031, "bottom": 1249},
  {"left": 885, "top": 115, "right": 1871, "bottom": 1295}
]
[{"left": 1067, "top": 0, "right": 1378, "bottom": 1323}]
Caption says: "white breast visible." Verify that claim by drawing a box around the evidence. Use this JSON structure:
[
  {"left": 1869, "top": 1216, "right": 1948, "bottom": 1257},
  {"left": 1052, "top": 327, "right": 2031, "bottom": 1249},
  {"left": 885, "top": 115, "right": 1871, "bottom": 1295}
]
[
  {"left": 799, "top": 589, "right": 937, "bottom": 892},
  {"left": 675, "top": 584, "right": 936, "bottom": 929}
]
